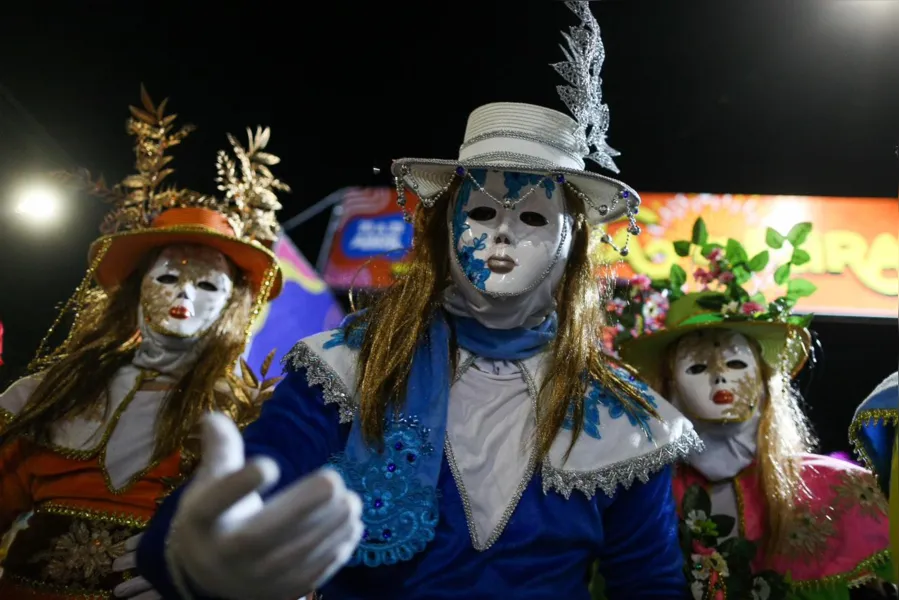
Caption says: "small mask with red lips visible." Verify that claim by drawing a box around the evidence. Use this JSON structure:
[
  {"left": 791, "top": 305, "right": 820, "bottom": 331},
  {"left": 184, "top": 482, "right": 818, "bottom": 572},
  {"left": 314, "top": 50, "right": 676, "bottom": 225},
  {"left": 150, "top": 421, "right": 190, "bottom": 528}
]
[
  {"left": 140, "top": 245, "right": 235, "bottom": 339},
  {"left": 670, "top": 329, "right": 763, "bottom": 423}
]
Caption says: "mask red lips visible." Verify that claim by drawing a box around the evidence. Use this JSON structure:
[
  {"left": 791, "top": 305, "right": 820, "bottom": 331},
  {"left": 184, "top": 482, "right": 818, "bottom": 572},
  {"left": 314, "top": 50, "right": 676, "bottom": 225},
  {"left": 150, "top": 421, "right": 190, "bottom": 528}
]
[
  {"left": 712, "top": 390, "right": 734, "bottom": 405},
  {"left": 168, "top": 306, "right": 192, "bottom": 320}
]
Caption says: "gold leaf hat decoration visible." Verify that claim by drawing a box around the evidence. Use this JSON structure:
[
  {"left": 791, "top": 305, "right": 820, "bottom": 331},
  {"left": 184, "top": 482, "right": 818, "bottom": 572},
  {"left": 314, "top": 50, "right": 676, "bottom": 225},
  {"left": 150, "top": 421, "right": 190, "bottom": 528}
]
[{"left": 74, "top": 86, "right": 289, "bottom": 300}]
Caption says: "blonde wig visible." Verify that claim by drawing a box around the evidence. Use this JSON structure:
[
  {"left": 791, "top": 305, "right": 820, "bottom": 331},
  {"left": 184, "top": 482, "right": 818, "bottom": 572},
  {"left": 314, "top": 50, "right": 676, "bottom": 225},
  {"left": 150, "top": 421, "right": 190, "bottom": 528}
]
[{"left": 3, "top": 250, "right": 258, "bottom": 462}]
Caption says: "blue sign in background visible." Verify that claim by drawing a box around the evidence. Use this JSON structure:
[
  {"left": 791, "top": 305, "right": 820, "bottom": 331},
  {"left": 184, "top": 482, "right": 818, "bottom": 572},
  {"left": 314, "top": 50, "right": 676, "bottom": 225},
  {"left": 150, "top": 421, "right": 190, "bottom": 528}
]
[{"left": 340, "top": 214, "right": 413, "bottom": 260}]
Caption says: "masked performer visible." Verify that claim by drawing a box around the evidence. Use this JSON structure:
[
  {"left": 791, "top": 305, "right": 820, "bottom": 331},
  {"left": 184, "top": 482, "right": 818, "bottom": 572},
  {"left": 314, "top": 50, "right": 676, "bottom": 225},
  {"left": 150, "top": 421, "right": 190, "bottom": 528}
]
[
  {"left": 852, "top": 373, "right": 898, "bottom": 583},
  {"left": 136, "top": 3, "right": 701, "bottom": 599},
  {"left": 615, "top": 219, "right": 893, "bottom": 599},
  {"left": 0, "top": 87, "right": 289, "bottom": 600}
]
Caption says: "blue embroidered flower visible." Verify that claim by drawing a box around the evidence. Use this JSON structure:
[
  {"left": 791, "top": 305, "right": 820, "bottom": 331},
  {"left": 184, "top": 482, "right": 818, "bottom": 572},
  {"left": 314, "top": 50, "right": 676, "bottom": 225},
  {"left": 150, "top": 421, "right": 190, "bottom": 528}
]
[
  {"left": 452, "top": 169, "right": 491, "bottom": 289},
  {"left": 322, "top": 322, "right": 367, "bottom": 350},
  {"left": 563, "top": 368, "right": 659, "bottom": 441},
  {"left": 332, "top": 415, "right": 439, "bottom": 567},
  {"left": 503, "top": 171, "right": 556, "bottom": 200}
]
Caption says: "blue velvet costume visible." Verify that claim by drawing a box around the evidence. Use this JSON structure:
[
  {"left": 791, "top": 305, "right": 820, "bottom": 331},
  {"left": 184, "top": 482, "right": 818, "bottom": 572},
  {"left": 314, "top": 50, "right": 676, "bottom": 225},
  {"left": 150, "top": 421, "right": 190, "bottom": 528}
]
[{"left": 138, "top": 316, "right": 699, "bottom": 599}]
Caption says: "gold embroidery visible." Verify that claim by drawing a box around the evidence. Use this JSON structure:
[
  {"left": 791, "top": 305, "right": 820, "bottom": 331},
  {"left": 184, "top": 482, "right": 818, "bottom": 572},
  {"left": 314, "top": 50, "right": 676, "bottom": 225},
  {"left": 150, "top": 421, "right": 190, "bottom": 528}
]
[
  {"left": 732, "top": 477, "right": 747, "bottom": 539},
  {"left": 832, "top": 469, "right": 889, "bottom": 520},
  {"left": 0, "top": 406, "right": 14, "bottom": 429},
  {"left": 783, "top": 504, "right": 836, "bottom": 559},
  {"left": 36, "top": 503, "right": 149, "bottom": 529},
  {"left": 789, "top": 549, "right": 891, "bottom": 590},
  {"left": 848, "top": 408, "right": 898, "bottom": 474},
  {"left": 28, "top": 520, "right": 130, "bottom": 586},
  {"left": 27, "top": 371, "right": 154, "bottom": 461}
]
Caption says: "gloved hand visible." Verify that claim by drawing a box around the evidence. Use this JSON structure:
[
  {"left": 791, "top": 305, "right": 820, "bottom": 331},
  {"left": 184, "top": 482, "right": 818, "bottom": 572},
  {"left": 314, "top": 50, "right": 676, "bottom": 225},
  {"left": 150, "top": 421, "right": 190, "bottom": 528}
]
[
  {"left": 112, "top": 534, "right": 162, "bottom": 600},
  {"left": 166, "top": 413, "right": 363, "bottom": 600}
]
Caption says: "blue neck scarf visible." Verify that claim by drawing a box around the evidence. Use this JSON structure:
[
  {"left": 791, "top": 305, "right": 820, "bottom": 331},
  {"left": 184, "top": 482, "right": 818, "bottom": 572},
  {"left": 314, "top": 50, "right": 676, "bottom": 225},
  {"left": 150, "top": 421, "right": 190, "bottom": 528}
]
[{"left": 330, "top": 310, "right": 557, "bottom": 567}]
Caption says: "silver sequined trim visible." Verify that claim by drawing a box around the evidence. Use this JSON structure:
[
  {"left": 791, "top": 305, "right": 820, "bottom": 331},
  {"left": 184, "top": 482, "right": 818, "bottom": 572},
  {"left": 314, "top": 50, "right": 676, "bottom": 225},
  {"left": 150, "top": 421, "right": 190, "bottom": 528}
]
[
  {"left": 282, "top": 342, "right": 357, "bottom": 424},
  {"left": 541, "top": 428, "right": 704, "bottom": 499}
]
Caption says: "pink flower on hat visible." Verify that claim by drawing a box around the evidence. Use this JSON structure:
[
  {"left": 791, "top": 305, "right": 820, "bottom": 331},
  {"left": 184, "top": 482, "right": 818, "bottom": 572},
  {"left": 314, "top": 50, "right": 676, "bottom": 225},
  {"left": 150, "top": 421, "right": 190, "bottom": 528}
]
[
  {"left": 717, "top": 271, "right": 735, "bottom": 284},
  {"left": 741, "top": 301, "right": 764, "bottom": 315}
]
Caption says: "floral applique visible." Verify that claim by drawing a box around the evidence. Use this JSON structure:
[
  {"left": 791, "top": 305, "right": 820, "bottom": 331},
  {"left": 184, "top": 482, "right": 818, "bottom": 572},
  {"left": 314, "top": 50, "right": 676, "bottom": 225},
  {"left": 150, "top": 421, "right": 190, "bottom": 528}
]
[
  {"left": 831, "top": 468, "right": 889, "bottom": 521},
  {"left": 331, "top": 415, "right": 439, "bottom": 568},
  {"left": 503, "top": 171, "right": 555, "bottom": 200},
  {"left": 323, "top": 321, "right": 367, "bottom": 351},
  {"left": 452, "top": 170, "right": 491, "bottom": 290},
  {"left": 563, "top": 368, "right": 659, "bottom": 440},
  {"left": 781, "top": 503, "right": 835, "bottom": 559},
  {"left": 29, "top": 520, "right": 129, "bottom": 585},
  {"left": 679, "top": 484, "right": 788, "bottom": 600}
]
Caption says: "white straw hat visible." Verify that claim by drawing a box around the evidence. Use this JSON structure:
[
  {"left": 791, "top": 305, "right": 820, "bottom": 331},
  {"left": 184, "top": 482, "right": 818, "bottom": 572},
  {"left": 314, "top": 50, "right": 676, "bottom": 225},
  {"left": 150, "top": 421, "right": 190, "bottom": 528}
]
[{"left": 392, "top": 101, "right": 639, "bottom": 226}]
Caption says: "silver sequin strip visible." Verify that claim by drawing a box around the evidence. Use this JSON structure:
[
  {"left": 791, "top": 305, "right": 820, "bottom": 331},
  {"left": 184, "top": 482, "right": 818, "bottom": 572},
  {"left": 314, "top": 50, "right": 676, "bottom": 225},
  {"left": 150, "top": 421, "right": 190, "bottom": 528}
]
[
  {"left": 541, "top": 428, "right": 704, "bottom": 499},
  {"left": 282, "top": 342, "right": 357, "bottom": 424}
]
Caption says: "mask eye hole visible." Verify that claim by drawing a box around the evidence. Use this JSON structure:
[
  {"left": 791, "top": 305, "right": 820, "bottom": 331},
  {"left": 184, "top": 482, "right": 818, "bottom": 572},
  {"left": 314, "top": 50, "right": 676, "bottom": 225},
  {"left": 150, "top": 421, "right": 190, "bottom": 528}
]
[
  {"left": 726, "top": 360, "right": 748, "bottom": 369},
  {"left": 467, "top": 207, "right": 496, "bottom": 221},
  {"left": 520, "top": 211, "right": 548, "bottom": 227},
  {"left": 156, "top": 274, "right": 178, "bottom": 284},
  {"left": 198, "top": 281, "right": 218, "bottom": 292},
  {"left": 685, "top": 364, "right": 707, "bottom": 375}
]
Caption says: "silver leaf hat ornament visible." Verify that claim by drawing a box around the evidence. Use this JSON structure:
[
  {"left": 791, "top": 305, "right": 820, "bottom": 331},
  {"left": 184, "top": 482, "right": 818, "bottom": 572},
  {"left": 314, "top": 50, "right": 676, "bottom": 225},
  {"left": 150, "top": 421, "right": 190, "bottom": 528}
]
[{"left": 391, "top": 1, "right": 641, "bottom": 255}]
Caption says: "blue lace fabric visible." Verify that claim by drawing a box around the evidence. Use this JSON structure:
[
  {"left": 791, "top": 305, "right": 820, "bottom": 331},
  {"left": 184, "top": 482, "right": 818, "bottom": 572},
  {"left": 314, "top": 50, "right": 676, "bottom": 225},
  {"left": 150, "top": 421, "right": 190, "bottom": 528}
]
[
  {"left": 563, "top": 365, "right": 659, "bottom": 441},
  {"left": 322, "top": 313, "right": 450, "bottom": 568},
  {"left": 335, "top": 415, "right": 440, "bottom": 567}
]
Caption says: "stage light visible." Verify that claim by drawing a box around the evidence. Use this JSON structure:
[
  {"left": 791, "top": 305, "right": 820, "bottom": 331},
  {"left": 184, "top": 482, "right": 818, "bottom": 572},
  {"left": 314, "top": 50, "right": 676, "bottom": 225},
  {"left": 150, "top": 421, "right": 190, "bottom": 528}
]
[{"left": 13, "top": 184, "right": 63, "bottom": 225}]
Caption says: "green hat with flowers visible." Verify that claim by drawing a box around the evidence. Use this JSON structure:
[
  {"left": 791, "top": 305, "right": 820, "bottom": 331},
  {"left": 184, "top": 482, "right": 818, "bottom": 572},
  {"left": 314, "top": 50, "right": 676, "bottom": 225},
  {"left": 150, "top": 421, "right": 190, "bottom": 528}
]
[{"left": 613, "top": 218, "right": 817, "bottom": 385}]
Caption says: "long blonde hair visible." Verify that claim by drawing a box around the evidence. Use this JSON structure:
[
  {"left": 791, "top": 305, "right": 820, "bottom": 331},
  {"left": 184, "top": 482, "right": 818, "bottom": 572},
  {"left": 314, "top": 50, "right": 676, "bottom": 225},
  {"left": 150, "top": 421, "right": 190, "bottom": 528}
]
[
  {"left": 656, "top": 336, "right": 815, "bottom": 558},
  {"left": 349, "top": 185, "right": 654, "bottom": 462},
  {"left": 2, "top": 250, "right": 258, "bottom": 462}
]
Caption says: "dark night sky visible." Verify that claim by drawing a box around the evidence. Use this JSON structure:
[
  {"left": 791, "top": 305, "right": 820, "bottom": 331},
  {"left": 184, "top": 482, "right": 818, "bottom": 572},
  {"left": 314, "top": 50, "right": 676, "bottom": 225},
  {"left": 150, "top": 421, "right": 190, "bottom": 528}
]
[{"left": 0, "top": 1, "right": 897, "bottom": 453}]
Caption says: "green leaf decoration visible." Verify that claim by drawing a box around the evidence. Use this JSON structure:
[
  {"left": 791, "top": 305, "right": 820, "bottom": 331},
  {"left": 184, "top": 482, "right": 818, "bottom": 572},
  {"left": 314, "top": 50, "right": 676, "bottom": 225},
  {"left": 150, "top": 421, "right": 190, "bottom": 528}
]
[
  {"left": 701, "top": 243, "right": 724, "bottom": 258},
  {"left": 682, "top": 484, "right": 712, "bottom": 516},
  {"left": 747, "top": 250, "right": 769, "bottom": 272},
  {"left": 787, "top": 313, "right": 815, "bottom": 327},
  {"left": 692, "top": 217, "right": 709, "bottom": 245},
  {"left": 786, "top": 222, "right": 813, "bottom": 247},
  {"left": 773, "top": 263, "right": 791, "bottom": 285},
  {"left": 733, "top": 265, "right": 752, "bottom": 285},
  {"left": 734, "top": 285, "right": 751, "bottom": 301},
  {"left": 718, "top": 537, "right": 758, "bottom": 563},
  {"left": 696, "top": 294, "right": 727, "bottom": 310},
  {"left": 725, "top": 238, "right": 748, "bottom": 263},
  {"left": 791, "top": 248, "right": 810, "bottom": 266},
  {"left": 673, "top": 240, "right": 692, "bottom": 257},
  {"left": 766, "top": 227, "right": 785, "bottom": 249},
  {"left": 786, "top": 278, "right": 817, "bottom": 299},
  {"left": 750, "top": 292, "right": 766, "bottom": 304},
  {"left": 669, "top": 264, "right": 687, "bottom": 288},
  {"left": 710, "top": 514, "right": 736, "bottom": 538}
]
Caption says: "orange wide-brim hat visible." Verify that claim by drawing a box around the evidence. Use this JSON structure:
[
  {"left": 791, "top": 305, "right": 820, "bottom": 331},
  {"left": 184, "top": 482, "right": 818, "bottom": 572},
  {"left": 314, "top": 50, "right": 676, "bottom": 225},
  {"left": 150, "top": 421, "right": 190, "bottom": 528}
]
[{"left": 87, "top": 207, "right": 283, "bottom": 300}]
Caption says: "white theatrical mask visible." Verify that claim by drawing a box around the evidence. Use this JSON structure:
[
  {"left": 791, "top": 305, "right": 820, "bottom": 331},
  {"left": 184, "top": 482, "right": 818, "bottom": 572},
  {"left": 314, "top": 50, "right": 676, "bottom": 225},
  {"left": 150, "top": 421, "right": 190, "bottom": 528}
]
[
  {"left": 450, "top": 169, "right": 571, "bottom": 297},
  {"left": 140, "top": 245, "right": 234, "bottom": 339},
  {"left": 671, "top": 329, "right": 764, "bottom": 424}
]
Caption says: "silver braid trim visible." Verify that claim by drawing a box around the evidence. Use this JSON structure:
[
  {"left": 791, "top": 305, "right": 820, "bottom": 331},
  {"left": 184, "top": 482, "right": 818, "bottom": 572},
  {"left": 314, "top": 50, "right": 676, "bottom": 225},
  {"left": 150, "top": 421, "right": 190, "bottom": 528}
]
[
  {"left": 282, "top": 342, "right": 357, "bottom": 423},
  {"left": 541, "top": 428, "right": 703, "bottom": 499}
]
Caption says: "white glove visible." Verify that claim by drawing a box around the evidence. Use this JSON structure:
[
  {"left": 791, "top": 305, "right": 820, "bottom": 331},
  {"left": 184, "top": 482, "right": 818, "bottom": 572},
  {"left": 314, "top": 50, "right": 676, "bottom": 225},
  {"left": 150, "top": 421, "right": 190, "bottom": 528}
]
[
  {"left": 112, "top": 534, "right": 161, "bottom": 600},
  {"left": 167, "top": 413, "right": 363, "bottom": 600}
]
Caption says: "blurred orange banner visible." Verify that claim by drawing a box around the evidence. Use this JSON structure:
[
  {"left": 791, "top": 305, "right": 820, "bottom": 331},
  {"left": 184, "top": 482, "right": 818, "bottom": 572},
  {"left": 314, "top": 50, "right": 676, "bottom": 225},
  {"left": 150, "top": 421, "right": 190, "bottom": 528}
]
[{"left": 599, "top": 193, "right": 899, "bottom": 318}]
